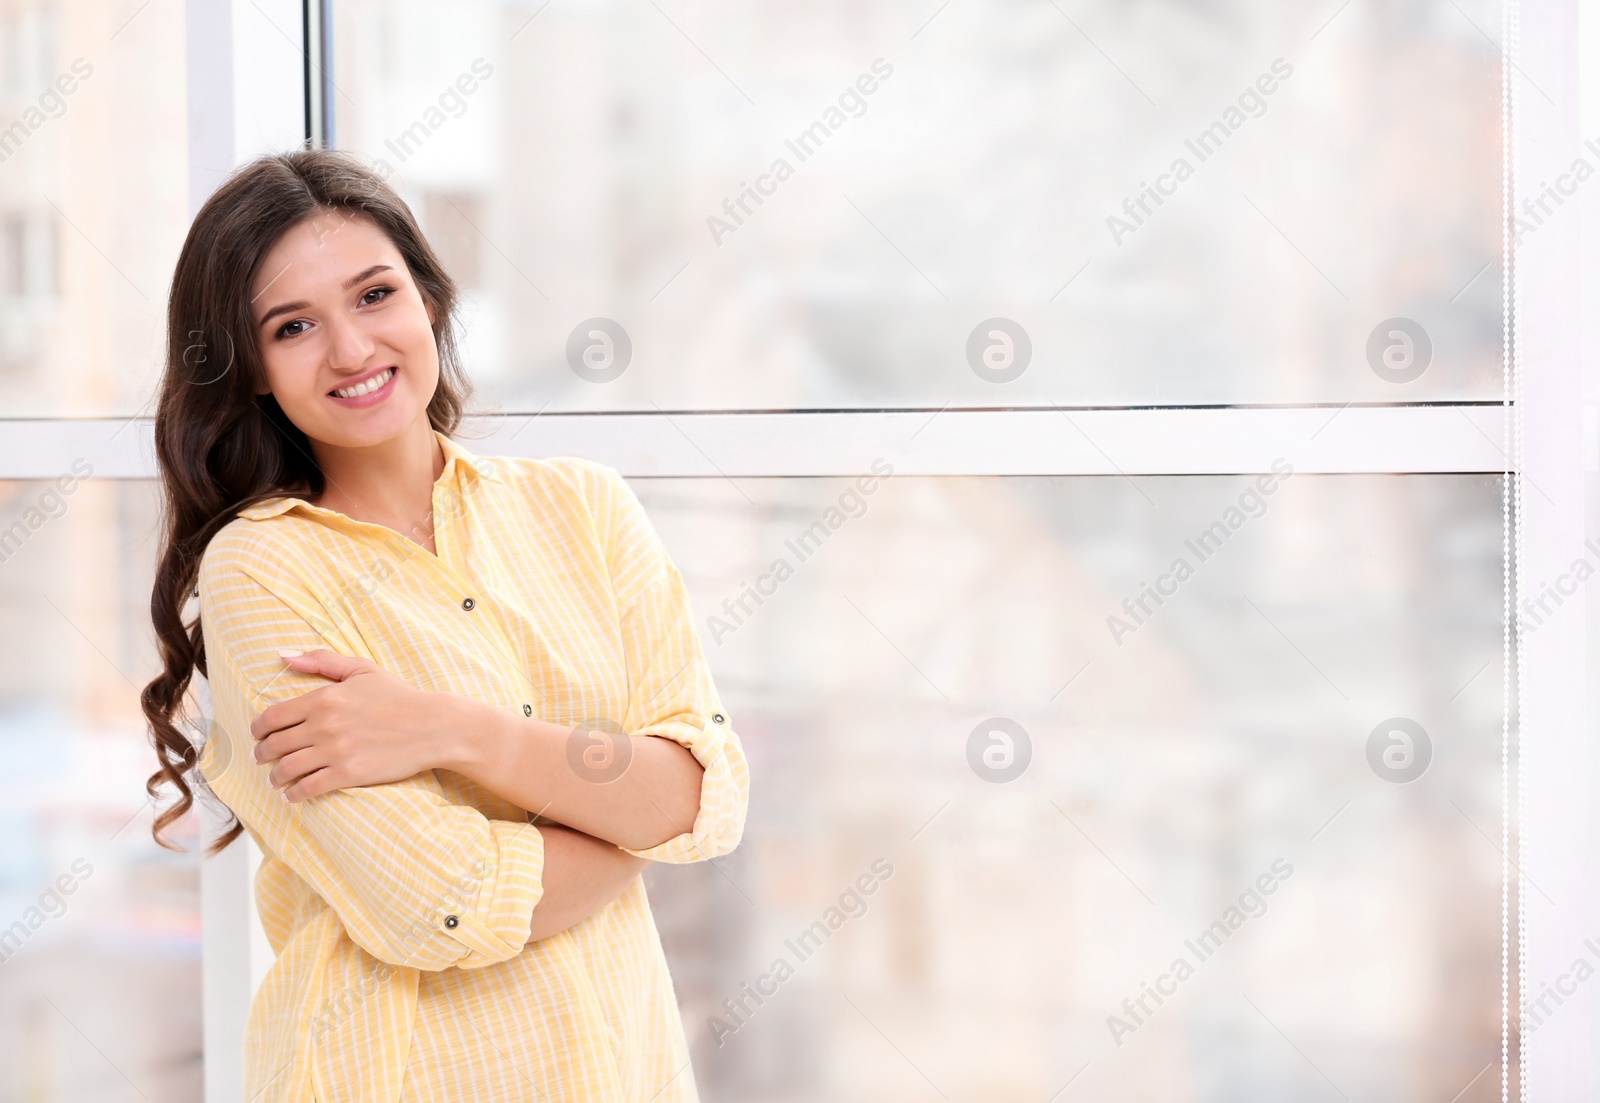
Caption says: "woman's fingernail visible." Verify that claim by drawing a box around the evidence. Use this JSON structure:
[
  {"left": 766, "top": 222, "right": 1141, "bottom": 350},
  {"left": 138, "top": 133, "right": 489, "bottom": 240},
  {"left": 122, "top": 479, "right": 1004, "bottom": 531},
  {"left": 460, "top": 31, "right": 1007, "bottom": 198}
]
[{"left": 279, "top": 648, "right": 303, "bottom": 659}]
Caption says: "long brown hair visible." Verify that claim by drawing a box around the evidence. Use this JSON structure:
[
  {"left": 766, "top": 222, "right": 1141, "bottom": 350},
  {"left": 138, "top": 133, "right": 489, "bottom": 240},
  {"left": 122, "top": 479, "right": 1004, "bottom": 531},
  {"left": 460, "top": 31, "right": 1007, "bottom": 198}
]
[{"left": 141, "top": 147, "right": 475, "bottom": 855}]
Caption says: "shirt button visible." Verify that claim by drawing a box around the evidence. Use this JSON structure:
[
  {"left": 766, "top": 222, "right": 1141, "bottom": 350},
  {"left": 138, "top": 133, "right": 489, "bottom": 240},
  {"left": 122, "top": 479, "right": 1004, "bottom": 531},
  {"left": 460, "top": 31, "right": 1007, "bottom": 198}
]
[
  {"left": 712, "top": 712, "right": 726, "bottom": 724},
  {"left": 522, "top": 703, "right": 533, "bottom": 717},
  {"left": 444, "top": 914, "right": 459, "bottom": 929},
  {"left": 461, "top": 597, "right": 476, "bottom": 611}
]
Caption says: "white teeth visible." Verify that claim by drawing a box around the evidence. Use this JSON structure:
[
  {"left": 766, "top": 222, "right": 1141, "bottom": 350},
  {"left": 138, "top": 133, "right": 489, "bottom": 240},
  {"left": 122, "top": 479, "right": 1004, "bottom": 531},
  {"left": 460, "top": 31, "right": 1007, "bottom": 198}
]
[{"left": 332, "top": 367, "right": 394, "bottom": 399}]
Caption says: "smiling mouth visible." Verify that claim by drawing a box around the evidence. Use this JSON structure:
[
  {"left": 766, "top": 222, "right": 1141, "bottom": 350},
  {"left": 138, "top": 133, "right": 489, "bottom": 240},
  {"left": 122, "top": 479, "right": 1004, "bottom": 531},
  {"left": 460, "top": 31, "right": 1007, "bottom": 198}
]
[{"left": 330, "top": 366, "right": 396, "bottom": 399}]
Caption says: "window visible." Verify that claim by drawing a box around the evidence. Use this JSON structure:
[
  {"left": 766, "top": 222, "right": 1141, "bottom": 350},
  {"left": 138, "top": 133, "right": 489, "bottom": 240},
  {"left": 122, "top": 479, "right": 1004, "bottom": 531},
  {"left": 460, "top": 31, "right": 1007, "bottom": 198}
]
[
  {"left": 423, "top": 191, "right": 485, "bottom": 291},
  {"left": 4, "top": 212, "right": 25, "bottom": 296},
  {"left": 330, "top": 0, "right": 1502, "bottom": 411},
  {"left": 6, "top": 0, "right": 1596, "bottom": 1099},
  {"left": 639, "top": 472, "right": 1505, "bottom": 1097}
]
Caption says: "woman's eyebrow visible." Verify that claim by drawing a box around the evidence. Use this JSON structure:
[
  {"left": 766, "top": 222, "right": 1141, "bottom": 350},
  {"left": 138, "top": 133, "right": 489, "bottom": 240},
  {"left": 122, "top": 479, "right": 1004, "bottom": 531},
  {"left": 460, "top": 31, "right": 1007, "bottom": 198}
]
[{"left": 255, "top": 264, "right": 397, "bottom": 328}]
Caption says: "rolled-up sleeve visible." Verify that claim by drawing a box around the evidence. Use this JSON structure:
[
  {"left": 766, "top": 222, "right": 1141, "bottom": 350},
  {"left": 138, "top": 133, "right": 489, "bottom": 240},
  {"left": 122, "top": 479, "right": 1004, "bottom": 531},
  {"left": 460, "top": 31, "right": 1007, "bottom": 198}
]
[
  {"left": 577, "top": 460, "right": 751, "bottom": 864},
  {"left": 197, "top": 541, "right": 546, "bottom": 972}
]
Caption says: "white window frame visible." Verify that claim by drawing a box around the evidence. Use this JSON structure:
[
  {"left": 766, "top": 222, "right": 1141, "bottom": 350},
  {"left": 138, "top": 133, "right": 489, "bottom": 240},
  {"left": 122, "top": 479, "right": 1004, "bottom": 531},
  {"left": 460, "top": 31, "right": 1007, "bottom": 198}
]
[
  {"left": 1522, "top": 0, "right": 1593, "bottom": 1093},
  {"left": 0, "top": 0, "right": 1590, "bottom": 1096}
]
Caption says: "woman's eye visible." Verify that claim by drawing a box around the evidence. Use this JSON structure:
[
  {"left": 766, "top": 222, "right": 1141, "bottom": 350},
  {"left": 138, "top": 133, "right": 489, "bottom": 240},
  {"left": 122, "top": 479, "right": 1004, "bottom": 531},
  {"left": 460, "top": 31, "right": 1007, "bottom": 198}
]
[{"left": 271, "top": 286, "right": 394, "bottom": 340}]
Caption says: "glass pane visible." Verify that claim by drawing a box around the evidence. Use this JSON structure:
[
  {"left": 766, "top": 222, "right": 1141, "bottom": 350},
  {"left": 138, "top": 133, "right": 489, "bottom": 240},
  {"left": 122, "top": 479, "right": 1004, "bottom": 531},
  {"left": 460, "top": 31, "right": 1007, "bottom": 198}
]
[
  {"left": 0, "top": 6, "right": 191, "bottom": 417},
  {"left": 0, "top": 477, "right": 201, "bottom": 1099},
  {"left": 639, "top": 472, "right": 1502, "bottom": 1101},
  {"left": 331, "top": 0, "right": 1502, "bottom": 411}
]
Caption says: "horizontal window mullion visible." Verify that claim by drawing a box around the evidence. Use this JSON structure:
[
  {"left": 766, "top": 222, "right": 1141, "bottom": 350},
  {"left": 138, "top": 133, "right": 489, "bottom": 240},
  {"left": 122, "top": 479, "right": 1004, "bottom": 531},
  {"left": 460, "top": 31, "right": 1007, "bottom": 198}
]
[{"left": 0, "top": 406, "right": 1508, "bottom": 479}]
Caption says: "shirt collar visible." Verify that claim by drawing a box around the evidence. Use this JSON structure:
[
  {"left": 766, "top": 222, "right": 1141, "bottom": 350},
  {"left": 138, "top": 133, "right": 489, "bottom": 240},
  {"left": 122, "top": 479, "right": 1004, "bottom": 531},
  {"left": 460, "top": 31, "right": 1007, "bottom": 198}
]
[
  {"left": 437, "top": 430, "right": 503, "bottom": 485},
  {"left": 235, "top": 429, "right": 501, "bottom": 522}
]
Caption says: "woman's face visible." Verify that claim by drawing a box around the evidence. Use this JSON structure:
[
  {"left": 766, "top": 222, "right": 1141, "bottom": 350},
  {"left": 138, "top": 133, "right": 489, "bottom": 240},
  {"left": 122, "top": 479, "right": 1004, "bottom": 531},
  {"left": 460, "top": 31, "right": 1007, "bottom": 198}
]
[{"left": 250, "top": 209, "right": 439, "bottom": 449}]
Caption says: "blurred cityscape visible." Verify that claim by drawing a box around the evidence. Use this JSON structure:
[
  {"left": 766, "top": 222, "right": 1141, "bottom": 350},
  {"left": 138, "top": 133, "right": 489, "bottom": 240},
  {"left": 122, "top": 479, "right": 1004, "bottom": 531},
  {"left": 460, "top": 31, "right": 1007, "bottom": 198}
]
[
  {"left": 640, "top": 472, "right": 1504, "bottom": 1102},
  {"left": 0, "top": 0, "right": 1509, "bottom": 1100},
  {"left": 326, "top": 0, "right": 1504, "bottom": 413}
]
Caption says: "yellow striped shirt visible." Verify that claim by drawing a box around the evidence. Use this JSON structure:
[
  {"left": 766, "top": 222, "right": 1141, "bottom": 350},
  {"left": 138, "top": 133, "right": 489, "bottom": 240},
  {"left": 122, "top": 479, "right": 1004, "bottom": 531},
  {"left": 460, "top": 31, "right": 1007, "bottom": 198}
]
[{"left": 196, "top": 428, "right": 750, "bottom": 1102}]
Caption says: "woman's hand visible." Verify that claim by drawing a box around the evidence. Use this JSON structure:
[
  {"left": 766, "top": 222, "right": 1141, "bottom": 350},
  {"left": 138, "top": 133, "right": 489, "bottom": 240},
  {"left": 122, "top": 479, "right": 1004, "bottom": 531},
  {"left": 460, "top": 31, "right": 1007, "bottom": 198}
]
[{"left": 251, "top": 647, "right": 460, "bottom": 802}]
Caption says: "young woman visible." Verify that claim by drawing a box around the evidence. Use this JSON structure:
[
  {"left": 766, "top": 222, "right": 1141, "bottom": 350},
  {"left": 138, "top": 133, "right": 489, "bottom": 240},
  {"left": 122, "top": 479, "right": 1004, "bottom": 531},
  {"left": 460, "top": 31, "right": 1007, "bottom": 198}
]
[{"left": 140, "top": 148, "right": 749, "bottom": 1102}]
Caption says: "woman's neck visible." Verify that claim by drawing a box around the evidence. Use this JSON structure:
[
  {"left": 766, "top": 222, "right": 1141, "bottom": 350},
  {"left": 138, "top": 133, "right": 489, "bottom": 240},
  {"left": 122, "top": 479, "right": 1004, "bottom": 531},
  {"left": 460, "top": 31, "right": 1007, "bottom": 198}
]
[{"left": 306, "top": 421, "right": 445, "bottom": 549}]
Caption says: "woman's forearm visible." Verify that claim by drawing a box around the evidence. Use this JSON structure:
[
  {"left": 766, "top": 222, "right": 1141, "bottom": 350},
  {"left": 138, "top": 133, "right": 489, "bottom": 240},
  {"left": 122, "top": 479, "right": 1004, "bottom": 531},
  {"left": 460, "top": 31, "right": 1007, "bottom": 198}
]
[
  {"left": 526, "top": 825, "right": 651, "bottom": 943},
  {"left": 436, "top": 694, "right": 705, "bottom": 851}
]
